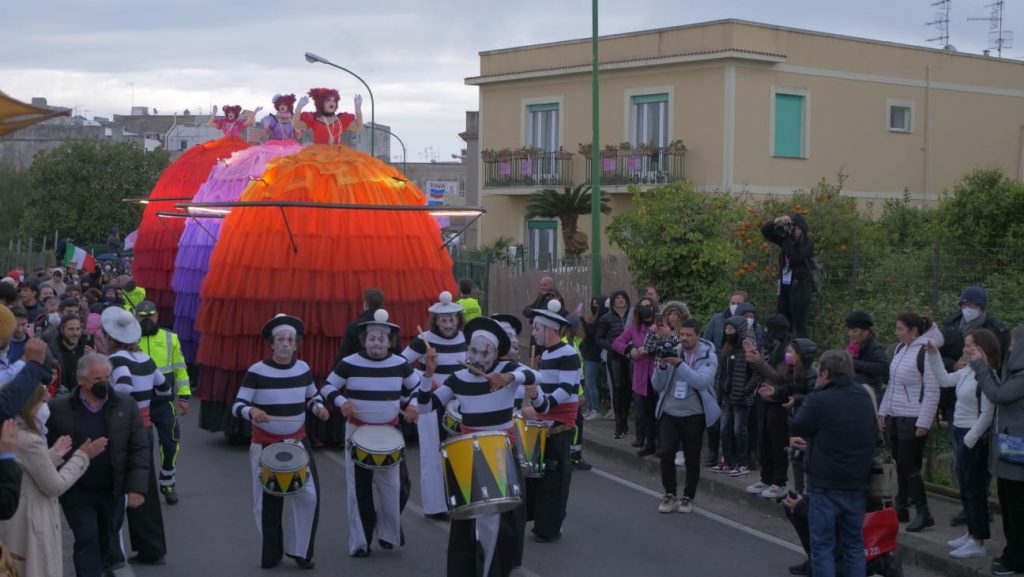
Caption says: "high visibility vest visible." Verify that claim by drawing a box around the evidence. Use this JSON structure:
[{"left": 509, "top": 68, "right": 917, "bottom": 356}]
[{"left": 138, "top": 328, "right": 191, "bottom": 398}]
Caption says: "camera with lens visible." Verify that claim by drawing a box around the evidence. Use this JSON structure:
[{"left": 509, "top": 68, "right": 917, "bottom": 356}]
[
  {"left": 785, "top": 445, "right": 804, "bottom": 462},
  {"left": 654, "top": 337, "right": 679, "bottom": 359},
  {"left": 773, "top": 222, "right": 793, "bottom": 236}
]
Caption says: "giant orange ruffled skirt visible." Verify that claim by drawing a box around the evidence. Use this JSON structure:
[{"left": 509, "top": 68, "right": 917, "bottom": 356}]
[
  {"left": 133, "top": 136, "right": 251, "bottom": 322},
  {"left": 195, "top": 144, "right": 456, "bottom": 412}
]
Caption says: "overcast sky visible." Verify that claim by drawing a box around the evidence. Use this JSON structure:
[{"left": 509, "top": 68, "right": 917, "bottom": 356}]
[{"left": 3, "top": 1, "right": 1019, "bottom": 161}]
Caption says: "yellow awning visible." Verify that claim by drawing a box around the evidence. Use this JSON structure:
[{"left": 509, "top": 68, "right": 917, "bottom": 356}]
[{"left": 0, "top": 91, "right": 70, "bottom": 136}]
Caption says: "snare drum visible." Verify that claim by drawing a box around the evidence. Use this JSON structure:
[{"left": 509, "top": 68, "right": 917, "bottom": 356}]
[
  {"left": 349, "top": 425, "right": 405, "bottom": 470},
  {"left": 259, "top": 442, "right": 309, "bottom": 497},
  {"left": 513, "top": 415, "right": 549, "bottom": 478},
  {"left": 442, "top": 400, "right": 462, "bottom": 436},
  {"left": 440, "top": 431, "right": 522, "bottom": 520}
]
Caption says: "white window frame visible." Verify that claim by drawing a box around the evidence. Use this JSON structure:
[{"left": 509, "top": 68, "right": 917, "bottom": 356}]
[
  {"left": 886, "top": 99, "right": 915, "bottom": 133},
  {"left": 624, "top": 86, "right": 674, "bottom": 148},
  {"left": 769, "top": 86, "right": 811, "bottom": 159},
  {"left": 520, "top": 96, "right": 564, "bottom": 152}
]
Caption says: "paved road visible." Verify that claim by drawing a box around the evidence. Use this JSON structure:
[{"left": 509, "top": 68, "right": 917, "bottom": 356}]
[{"left": 103, "top": 415, "right": 943, "bottom": 577}]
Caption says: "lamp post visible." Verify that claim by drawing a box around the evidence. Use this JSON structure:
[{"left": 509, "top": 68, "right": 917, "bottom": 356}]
[
  {"left": 368, "top": 125, "right": 407, "bottom": 173},
  {"left": 590, "top": 0, "right": 602, "bottom": 294},
  {"left": 304, "top": 52, "right": 375, "bottom": 157}
]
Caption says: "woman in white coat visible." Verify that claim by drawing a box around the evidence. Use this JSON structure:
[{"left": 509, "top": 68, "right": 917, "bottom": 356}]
[{"left": 0, "top": 384, "right": 107, "bottom": 577}]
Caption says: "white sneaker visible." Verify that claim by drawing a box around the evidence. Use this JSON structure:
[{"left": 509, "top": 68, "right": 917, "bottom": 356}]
[
  {"left": 674, "top": 451, "right": 685, "bottom": 467},
  {"left": 760, "top": 485, "right": 787, "bottom": 499},
  {"left": 949, "top": 540, "right": 986, "bottom": 559},
  {"left": 658, "top": 494, "right": 679, "bottom": 513},
  {"left": 677, "top": 496, "right": 693, "bottom": 513},
  {"left": 947, "top": 532, "right": 970, "bottom": 548},
  {"left": 584, "top": 410, "right": 598, "bottom": 421},
  {"left": 746, "top": 482, "right": 768, "bottom": 494},
  {"left": 602, "top": 410, "right": 615, "bottom": 420}
]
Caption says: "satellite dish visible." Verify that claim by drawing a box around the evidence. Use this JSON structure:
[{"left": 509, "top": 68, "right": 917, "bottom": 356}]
[{"left": 944, "top": 44, "right": 958, "bottom": 52}]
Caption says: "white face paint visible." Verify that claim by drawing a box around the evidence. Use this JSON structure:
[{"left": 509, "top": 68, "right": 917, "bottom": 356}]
[
  {"left": 364, "top": 326, "right": 390, "bottom": 360},
  {"left": 468, "top": 333, "right": 498, "bottom": 372},
  {"left": 436, "top": 313, "right": 459, "bottom": 338},
  {"left": 503, "top": 327, "right": 519, "bottom": 358},
  {"left": 271, "top": 331, "right": 296, "bottom": 359},
  {"left": 531, "top": 319, "right": 550, "bottom": 345}
]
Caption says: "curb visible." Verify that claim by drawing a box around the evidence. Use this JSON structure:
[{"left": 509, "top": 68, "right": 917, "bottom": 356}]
[{"left": 581, "top": 420, "right": 996, "bottom": 577}]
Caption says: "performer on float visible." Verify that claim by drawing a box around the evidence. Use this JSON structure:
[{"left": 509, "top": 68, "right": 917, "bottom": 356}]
[
  {"left": 232, "top": 314, "right": 328, "bottom": 570},
  {"left": 293, "top": 87, "right": 363, "bottom": 145},
  {"left": 419, "top": 316, "right": 530, "bottom": 577},
  {"left": 209, "top": 104, "right": 261, "bottom": 138},
  {"left": 401, "top": 291, "right": 466, "bottom": 521},
  {"left": 524, "top": 300, "right": 580, "bottom": 543},
  {"left": 102, "top": 307, "right": 168, "bottom": 565},
  {"left": 319, "top": 309, "right": 420, "bottom": 558},
  {"left": 262, "top": 94, "right": 301, "bottom": 142}
]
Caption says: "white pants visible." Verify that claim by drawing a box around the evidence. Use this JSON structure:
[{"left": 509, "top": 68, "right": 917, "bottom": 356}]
[
  {"left": 249, "top": 441, "right": 318, "bottom": 561},
  {"left": 417, "top": 415, "right": 448, "bottom": 514},
  {"left": 345, "top": 423, "right": 404, "bottom": 555}
]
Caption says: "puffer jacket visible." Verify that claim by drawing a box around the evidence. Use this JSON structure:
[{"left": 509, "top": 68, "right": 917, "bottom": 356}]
[
  {"left": 975, "top": 324, "right": 1024, "bottom": 482},
  {"left": 717, "top": 316, "right": 757, "bottom": 406},
  {"left": 596, "top": 290, "right": 631, "bottom": 360},
  {"left": 652, "top": 338, "right": 720, "bottom": 427},
  {"left": 879, "top": 323, "right": 943, "bottom": 430}
]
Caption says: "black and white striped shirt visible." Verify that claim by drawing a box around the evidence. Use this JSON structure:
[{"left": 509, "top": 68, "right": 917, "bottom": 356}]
[
  {"left": 320, "top": 353, "right": 420, "bottom": 426},
  {"left": 232, "top": 359, "right": 321, "bottom": 443},
  {"left": 420, "top": 360, "right": 534, "bottom": 431},
  {"left": 402, "top": 330, "right": 466, "bottom": 388},
  {"left": 529, "top": 342, "right": 580, "bottom": 425},
  {"left": 109, "top": 350, "right": 168, "bottom": 427}
]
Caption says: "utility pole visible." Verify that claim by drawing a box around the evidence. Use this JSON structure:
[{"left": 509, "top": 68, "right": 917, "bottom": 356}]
[{"left": 590, "top": 0, "right": 602, "bottom": 294}]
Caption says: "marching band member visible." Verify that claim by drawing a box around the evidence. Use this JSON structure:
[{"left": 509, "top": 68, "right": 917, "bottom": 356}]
[
  {"left": 402, "top": 291, "right": 467, "bottom": 521},
  {"left": 524, "top": 300, "right": 581, "bottom": 543},
  {"left": 233, "top": 314, "right": 328, "bottom": 570},
  {"left": 320, "top": 309, "right": 420, "bottom": 557},
  {"left": 420, "top": 316, "right": 532, "bottom": 577}
]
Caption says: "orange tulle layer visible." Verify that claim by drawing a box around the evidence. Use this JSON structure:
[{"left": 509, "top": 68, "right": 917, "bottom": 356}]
[
  {"left": 196, "top": 145, "right": 456, "bottom": 403},
  {"left": 133, "top": 137, "right": 251, "bottom": 319}
]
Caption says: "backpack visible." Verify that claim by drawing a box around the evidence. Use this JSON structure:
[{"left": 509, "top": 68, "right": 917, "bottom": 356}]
[
  {"left": 807, "top": 257, "right": 826, "bottom": 293},
  {"left": 893, "top": 343, "right": 927, "bottom": 403}
]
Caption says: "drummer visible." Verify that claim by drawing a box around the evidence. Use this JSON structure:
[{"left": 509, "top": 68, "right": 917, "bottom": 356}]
[
  {"left": 523, "top": 300, "right": 581, "bottom": 543},
  {"left": 232, "top": 314, "right": 329, "bottom": 570},
  {"left": 319, "top": 309, "right": 421, "bottom": 558},
  {"left": 419, "top": 316, "right": 530, "bottom": 577},
  {"left": 401, "top": 291, "right": 466, "bottom": 521}
]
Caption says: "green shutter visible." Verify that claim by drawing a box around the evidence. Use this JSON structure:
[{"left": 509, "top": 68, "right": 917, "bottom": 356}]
[
  {"left": 527, "top": 103, "right": 559, "bottom": 112},
  {"left": 774, "top": 94, "right": 804, "bottom": 158},
  {"left": 631, "top": 93, "right": 668, "bottom": 105},
  {"left": 527, "top": 219, "right": 557, "bottom": 230}
]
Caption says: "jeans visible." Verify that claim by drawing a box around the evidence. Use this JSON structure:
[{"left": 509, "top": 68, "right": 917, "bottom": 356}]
[
  {"left": 583, "top": 360, "right": 602, "bottom": 413},
  {"left": 658, "top": 414, "right": 705, "bottom": 499},
  {"left": 952, "top": 426, "right": 991, "bottom": 540},
  {"left": 808, "top": 485, "right": 867, "bottom": 577},
  {"left": 720, "top": 403, "right": 750, "bottom": 467}
]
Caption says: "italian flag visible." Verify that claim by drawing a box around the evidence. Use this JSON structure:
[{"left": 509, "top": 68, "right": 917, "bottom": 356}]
[{"left": 63, "top": 244, "right": 96, "bottom": 273}]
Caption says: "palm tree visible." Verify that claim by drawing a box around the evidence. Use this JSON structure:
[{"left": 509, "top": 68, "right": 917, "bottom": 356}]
[{"left": 525, "top": 184, "right": 611, "bottom": 258}]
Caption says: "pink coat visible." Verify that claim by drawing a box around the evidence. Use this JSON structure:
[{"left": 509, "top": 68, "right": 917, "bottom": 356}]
[{"left": 613, "top": 323, "right": 655, "bottom": 396}]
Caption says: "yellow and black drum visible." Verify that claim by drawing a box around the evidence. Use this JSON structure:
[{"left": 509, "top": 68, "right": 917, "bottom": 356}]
[
  {"left": 260, "top": 441, "right": 310, "bottom": 496},
  {"left": 440, "top": 431, "right": 522, "bottom": 519},
  {"left": 349, "top": 425, "right": 405, "bottom": 470},
  {"left": 513, "top": 415, "right": 549, "bottom": 478},
  {"left": 442, "top": 400, "right": 462, "bottom": 436}
]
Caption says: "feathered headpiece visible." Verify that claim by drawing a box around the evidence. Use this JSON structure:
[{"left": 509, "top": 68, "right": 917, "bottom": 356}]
[
  {"left": 222, "top": 105, "right": 242, "bottom": 119},
  {"left": 272, "top": 93, "right": 296, "bottom": 113},
  {"left": 307, "top": 87, "right": 340, "bottom": 113}
]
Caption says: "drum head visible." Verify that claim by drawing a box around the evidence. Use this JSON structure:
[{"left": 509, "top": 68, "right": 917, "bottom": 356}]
[
  {"left": 351, "top": 425, "right": 405, "bottom": 453},
  {"left": 446, "top": 400, "right": 462, "bottom": 419},
  {"left": 261, "top": 442, "right": 309, "bottom": 471}
]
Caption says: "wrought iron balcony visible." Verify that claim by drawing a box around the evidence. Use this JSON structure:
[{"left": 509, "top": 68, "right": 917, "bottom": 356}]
[
  {"left": 583, "top": 147, "right": 685, "bottom": 186},
  {"left": 483, "top": 152, "right": 574, "bottom": 188}
]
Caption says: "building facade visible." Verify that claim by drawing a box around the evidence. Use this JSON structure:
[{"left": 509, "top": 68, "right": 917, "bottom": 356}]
[{"left": 466, "top": 19, "right": 1024, "bottom": 260}]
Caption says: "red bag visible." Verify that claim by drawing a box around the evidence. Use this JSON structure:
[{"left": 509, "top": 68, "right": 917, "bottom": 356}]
[{"left": 862, "top": 507, "right": 899, "bottom": 561}]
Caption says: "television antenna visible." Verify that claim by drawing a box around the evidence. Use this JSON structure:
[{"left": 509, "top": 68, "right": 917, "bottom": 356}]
[
  {"left": 968, "top": 0, "right": 1013, "bottom": 57},
  {"left": 926, "top": 0, "right": 952, "bottom": 48}
]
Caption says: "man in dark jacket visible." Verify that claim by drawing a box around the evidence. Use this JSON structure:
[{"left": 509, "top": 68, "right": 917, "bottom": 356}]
[
  {"left": 702, "top": 290, "right": 747, "bottom": 352},
  {"left": 335, "top": 288, "right": 386, "bottom": 364},
  {"left": 596, "top": 290, "right": 631, "bottom": 437},
  {"left": 789, "top": 350, "right": 876, "bottom": 577},
  {"left": 49, "top": 353, "right": 150, "bottom": 577},
  {"left": 761, "top": 213, "right": 814, "bottom": 338},
  {"left": 845, "top": 310, "right": 890, "bottom": 395}
]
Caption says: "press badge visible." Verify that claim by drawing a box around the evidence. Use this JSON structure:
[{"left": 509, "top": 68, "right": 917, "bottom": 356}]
[{"left": 674, "top": 382, "right": 688, "bottom": 399}]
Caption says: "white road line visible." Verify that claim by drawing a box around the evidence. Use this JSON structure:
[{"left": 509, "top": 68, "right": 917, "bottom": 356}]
[
  {"left": 589, "top": 467, "right": 806, "bottom": 555},
  {"left": 320, "top": 450, "right": 547, "bottom": 577}
]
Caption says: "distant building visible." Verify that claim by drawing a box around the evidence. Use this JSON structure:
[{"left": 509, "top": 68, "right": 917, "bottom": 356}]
[{"left": 344, "top": 121, "right": 391, "bottom": 161}]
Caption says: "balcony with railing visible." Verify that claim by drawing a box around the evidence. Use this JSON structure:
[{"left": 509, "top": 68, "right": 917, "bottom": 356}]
[
  {"left": 482, "top": 148, "right": 574, "bottom": 188},
  {"left": 581, "top": 142, "right": 686, "bottom": 186}
]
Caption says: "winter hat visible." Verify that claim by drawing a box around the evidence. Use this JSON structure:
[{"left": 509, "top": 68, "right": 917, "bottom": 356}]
[
  {"left": 791, "top": 338, "right": 818, "bottom": 366},
  {"left": 0, "top": 306, "right": 15, "bottom": 341},
  {"left": 765, "top": 313, "right": 790, "bottom": 333},
  {"left": 735, "top": 302, "right": 757, "bottom": 318},
  {"left": 959, "top": 286, "right": 988, "bottom": 310},
  {"left": 845, "top": 310, "right": 875, "bottom": 330}
]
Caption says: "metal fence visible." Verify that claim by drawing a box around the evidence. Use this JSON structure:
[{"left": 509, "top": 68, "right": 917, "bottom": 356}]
[
  {"left": 0, "top": 237, "right": 58, "bottom": 274},
  {"left": 482, "top": 153, "right": 574, "bottom": 188},
  {"left": 583, "top": 148, "right": 686, "bottom": 186}
]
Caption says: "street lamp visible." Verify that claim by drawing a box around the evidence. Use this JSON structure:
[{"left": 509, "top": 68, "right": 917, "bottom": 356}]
[
  {"left": 304, "top": 52, "right": 375, "bottom": 157},
  {"left": 368, "top": 125, "right": 407, "bottom": 173}
]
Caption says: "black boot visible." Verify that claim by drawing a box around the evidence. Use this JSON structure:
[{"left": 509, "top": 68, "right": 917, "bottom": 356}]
[
  {"left": 905, "top": 474, "right": 933, "bottom": 532},
  {"left": 637, "top": 443, "right": 656, "bottom": 457},
  {"left": 906, "top": 510, "right": 934, "bottom": 532},
  {"left": 631, "top": 437, "right": 645, "bottom": 448}
]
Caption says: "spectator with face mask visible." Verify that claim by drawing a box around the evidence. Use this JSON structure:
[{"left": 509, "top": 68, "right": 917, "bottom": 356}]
[
  {"left": 613, "top": 297, "right": 659, "bottom": 456},
  {"left": 703, "top": 291, "right": 748, "bottom": 353}
]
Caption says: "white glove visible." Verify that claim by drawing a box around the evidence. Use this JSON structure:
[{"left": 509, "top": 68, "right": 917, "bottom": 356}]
[
  {"left": 211, "top": 105, "right": 219, "bottom": 116},
  {"left": 296, "top": 96, "right": 309, "bottom": 110},
  {"left": 252, "top": 105, "right": 263, "bottom": 114},
  {"left": 354, "top": 94, "right": 363, "bottom": 111}
]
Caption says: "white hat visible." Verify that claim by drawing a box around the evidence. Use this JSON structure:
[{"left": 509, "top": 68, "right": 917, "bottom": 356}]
[
  {"left": 359, "top": 309, "right": 400, "bottom": 332},
  {"left": 101, "top": 306, "right": 141, "bottom": 344},
  {"left": 530, "top": 299, "right": 568, "bottom": 329},
  {"left": 428, "top": 291, "right": 464, "bottom": 314}
]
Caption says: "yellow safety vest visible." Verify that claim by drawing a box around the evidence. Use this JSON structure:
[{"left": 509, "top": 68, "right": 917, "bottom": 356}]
[{"left": 138, "top": 328, "right": 191, "bottom": 398}]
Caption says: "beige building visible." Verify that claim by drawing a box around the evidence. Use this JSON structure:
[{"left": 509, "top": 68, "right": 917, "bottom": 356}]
[{"left": 466, "top": 19, "right": 1024, "bottom": 261}]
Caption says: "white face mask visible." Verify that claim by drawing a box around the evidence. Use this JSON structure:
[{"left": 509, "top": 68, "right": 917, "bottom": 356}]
[
  {"left": 961, "top": 307, "right": 981, "bottom": 323},
  {"left": 48, "top": 312, "right": 60, "bottom": 325},
  {"left": 746, "top": 318, "right": 755, "bottom": 330},
  {"left": 729, "top": 304, "right": 738, "bottom": 316},
  {"left": 35, "top": 402, "right": 50, "bottom": 432}
]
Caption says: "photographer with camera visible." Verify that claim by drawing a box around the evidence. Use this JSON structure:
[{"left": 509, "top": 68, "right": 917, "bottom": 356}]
[
  {"left": 788, "top": 350, "right": 877, "bottom": 577},
  {"left": 761, "top": 213, "right": 814, "bottom": 338}
]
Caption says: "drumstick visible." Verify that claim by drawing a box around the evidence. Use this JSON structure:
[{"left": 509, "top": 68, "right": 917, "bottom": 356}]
[
  {"left": 529, "top": 344, "right": 536, "bottom": 369},
  {"left": 416, "top": 325, "right": 434, "bottom": 352},
  {"left": 459, "top": 361, "right": 488, "bottom": 378}
]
